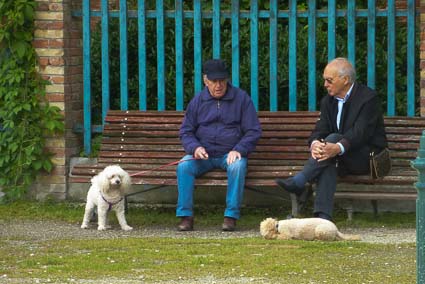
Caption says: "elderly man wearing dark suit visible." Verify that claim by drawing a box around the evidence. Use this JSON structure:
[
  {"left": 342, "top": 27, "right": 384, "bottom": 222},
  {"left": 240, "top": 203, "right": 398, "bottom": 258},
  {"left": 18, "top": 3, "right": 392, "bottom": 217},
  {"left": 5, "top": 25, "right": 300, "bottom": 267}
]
[{"left": 276, "top": 57, "right": 388, "bottom": 221}]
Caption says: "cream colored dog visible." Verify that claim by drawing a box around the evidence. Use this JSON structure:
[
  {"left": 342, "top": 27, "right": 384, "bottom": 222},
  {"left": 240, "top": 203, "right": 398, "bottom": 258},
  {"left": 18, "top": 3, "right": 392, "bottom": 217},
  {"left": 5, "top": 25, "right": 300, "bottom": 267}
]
[
  {"left": 81, "top": 165, "right": 133, "bottom": 231},
  {"left": 260, "top": 217, "right": 360, "bottom": 241}
]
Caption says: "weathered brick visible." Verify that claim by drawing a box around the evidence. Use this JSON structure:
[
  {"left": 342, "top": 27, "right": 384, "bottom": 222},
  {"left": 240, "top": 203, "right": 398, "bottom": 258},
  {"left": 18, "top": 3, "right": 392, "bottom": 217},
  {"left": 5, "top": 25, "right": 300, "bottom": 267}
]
[
  {"left": 38, "top": 57, "right": 49, "bottom": 66},
  {"left": 45, "top": 139, "right": 66, "bottom": 149},
  {"left": 33, "top": 39, "right": 64, "bottom": 49},
  {"left": 41, "top": 66, "right": 65, "bottom": 75},
  {"left": 49, "top": 57, "right": 65, "bottom": 66},
  {"left": 46, "top": 93, "right": 65, "bottom": 102},
  {"left": 35, "top": 29, "right": 64, "bottom": 39},
  {"left": 51, "top": 156, "right": 66, "bottom": 167},
  {"left": 49, "top": 3, "right": 63, "bottom": 11},
  {"left": 35, "top": 11, "right": 63, "bottom": 21},
  {"left": 46, "top": 84, "right": 65, "bottom": 94},
  {"left": 35, "top": 48, "right": 64, "bottom": 57},
  {"left": 35, "top": 21, "right": 64, "bottom": 30}
]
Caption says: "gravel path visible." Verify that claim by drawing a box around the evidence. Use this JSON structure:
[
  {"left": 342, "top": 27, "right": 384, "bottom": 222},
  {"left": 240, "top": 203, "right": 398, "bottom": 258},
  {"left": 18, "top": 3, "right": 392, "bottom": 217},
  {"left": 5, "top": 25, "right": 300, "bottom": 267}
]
[{"left": 0, "top": 219, "right": 416, "bottom": 244}]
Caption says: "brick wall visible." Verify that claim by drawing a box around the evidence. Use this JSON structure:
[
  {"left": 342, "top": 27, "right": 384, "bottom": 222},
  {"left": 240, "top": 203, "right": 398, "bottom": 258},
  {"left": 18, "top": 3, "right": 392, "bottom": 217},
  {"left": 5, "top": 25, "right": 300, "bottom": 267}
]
[{"left": 32, "top": 0, "right": 83, "bottom": 200}]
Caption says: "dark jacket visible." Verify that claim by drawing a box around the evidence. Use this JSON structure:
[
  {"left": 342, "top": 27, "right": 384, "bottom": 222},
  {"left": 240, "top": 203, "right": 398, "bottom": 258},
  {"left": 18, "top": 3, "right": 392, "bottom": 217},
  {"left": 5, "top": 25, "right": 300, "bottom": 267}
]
[
  {"left": 180, "top": 83, "right": 262, "bottom": 158},
  {"left": 309, "top": 82, "right": 388, "bottom": 172}
]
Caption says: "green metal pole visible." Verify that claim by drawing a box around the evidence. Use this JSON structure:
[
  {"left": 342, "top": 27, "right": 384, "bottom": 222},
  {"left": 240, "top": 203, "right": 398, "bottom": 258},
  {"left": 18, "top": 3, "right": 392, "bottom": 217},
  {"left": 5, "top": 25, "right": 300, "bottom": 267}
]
[{"left": 411, "top": 130, "right": 425, "bottom": 284}]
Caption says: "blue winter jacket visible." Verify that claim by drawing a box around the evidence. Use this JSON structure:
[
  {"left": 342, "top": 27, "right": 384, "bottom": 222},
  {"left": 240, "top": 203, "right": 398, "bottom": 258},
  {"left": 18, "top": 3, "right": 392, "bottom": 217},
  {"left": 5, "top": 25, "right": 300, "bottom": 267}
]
[{"left": 180, "top": 83, "right": 262, "bottom": 158}]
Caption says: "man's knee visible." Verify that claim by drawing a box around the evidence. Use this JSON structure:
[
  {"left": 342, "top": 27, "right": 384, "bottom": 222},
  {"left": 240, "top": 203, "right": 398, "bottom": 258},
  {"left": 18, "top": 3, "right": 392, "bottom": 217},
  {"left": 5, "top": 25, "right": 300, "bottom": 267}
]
[
  {"left": 325, "top": 133, "right": 343, "bottom": 144},
  {"left": 177, "top": 159, "right": 195, "bottom": 175},
  {"left": 227, "top": 158, "right": 247, "bottom": 174}
]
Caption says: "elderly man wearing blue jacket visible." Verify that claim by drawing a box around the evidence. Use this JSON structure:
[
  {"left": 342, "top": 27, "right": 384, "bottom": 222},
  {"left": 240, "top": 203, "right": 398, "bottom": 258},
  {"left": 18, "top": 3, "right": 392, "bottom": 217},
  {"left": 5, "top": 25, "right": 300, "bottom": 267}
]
[{"left": 176, "top": 59, "right": 262, "bottom": 232}]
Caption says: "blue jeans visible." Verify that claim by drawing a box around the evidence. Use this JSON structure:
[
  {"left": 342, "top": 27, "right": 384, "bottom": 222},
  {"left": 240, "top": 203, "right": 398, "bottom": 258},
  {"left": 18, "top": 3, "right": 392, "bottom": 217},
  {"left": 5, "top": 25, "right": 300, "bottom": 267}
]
[{"left": 176, "top": 154, "right": 248, "bottom": 219}]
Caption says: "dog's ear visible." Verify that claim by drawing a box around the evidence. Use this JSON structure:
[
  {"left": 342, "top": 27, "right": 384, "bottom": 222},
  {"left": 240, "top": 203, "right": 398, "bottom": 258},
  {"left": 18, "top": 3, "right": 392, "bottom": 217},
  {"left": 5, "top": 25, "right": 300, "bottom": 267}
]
[
  {"left": 260, "top": 218, "right": 278, "bottom": 239},
  {"left": 96, "top": 171, "right": 111, "bottom": 193},
  {"left": 120, "top": 169, "right": 132, "bottom": 192}
]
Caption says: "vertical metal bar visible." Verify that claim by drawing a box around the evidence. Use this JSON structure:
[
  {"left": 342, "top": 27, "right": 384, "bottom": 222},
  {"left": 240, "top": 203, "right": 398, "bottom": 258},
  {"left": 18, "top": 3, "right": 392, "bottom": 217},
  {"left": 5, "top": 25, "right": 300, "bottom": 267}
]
[
  {"left": 119, "top": 0, "right": 128, "bottom": 110},
  {"left": 231, "top": 0, "right": 240, "bottom": 87},
  {"left": 250, "top": 0, "right": 259, "bottom": 110},
  {"left": 327, "top": 0, "right": 336, "bottom": 61},
  {"left": 269, "top": 0, "right": 277, "bottom": 111},
  {"left": 194, "top": 0, "right": 202, "bottom": 95},
  {"left": 83, "top": 0, "right": 91, "bottom": 155},
  {"left": 101, "top": 0, "right": 109, "bottom": 123},
  {"left": 175, "top": 0, "right": 184, "bottom": 111},
  {"left": 138, "top": 0, "right": 147, "bottom": 111},
  {"left": 308, "top": 0, "right": 316, "bottom": 111},
  {"left": 288, "top": 0, "right": 297, "bottom": 111},
  {"left": 411, "top": 132, "right": 425, "bottom": 284},
  {"left": 347, "top": 0, "right": 356, "bottom": 69},
  {"left": 367, "top": 0, "right": 376, "bottom": 89},
  {"left": 418, "top": 187, "right": 425, "bottom": 284},
  {"left": 212, "top": 0, "right": 220, "bottom": 59},
  {"left": 407, "top": 0, "right": 415, "bottom": 117},
  {"left": 156, "top": 0, "right": 165, "bottom": 110},
  {"left": 387, "top": 0, "right": 395, "bottom": 116}
]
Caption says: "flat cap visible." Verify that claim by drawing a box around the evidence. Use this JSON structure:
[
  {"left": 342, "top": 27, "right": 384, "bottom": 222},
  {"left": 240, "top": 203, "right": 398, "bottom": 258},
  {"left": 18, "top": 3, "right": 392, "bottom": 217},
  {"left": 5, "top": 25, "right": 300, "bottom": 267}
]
[{"left": 203, "top": 59, "right": 229, "bottom": 80}]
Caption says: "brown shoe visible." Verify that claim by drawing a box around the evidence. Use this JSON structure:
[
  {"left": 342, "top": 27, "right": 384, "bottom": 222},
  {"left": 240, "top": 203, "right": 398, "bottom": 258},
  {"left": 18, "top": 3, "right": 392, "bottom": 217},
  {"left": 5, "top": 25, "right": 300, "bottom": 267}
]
[
  {"left": 222, "top": 217, "right": 236, "bottom": 231},
  {"left": 177, "top": 216, "right": 194, "bottom": 231}
]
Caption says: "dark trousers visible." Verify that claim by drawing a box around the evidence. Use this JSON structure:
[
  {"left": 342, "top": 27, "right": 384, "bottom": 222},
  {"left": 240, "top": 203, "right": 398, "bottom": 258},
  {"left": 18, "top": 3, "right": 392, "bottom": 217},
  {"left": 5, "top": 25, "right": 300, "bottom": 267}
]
[{"left": 299, "top": 134, "right": 370, "bottom": 217}]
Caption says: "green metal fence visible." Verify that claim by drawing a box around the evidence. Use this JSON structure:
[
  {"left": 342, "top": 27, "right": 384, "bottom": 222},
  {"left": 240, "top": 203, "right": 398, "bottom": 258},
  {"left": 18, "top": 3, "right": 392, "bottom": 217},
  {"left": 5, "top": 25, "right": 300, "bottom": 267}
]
[{"left": 76, "top": 0, "right": 417, "bottom": 154}]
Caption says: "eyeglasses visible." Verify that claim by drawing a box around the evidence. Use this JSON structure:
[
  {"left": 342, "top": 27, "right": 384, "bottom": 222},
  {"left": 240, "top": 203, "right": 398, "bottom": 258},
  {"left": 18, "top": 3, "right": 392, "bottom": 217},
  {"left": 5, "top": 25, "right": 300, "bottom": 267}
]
[{"left": 323, "top": 75, "right": 344, "bottom": 85}]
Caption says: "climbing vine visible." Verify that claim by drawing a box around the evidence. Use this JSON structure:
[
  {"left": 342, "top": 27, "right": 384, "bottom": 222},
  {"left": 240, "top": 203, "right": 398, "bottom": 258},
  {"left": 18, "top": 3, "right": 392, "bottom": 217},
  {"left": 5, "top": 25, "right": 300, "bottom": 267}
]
[{"left": 0, "top": 0, "right": 64, "bottom": 202}]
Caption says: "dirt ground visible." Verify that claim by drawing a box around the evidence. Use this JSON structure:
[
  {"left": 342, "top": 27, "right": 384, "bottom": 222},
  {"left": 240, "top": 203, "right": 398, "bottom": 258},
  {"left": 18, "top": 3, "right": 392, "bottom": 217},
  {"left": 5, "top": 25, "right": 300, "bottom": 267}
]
[{"left": 0, "top": 219, "right": 416, "bottom": 244}]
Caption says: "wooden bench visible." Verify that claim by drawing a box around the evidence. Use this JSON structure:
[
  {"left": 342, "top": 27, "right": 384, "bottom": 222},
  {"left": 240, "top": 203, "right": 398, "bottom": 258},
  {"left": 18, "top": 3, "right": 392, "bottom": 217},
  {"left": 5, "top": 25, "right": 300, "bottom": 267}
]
[{"left": 69, "top": 110, "right": 423, "bottom": 220}]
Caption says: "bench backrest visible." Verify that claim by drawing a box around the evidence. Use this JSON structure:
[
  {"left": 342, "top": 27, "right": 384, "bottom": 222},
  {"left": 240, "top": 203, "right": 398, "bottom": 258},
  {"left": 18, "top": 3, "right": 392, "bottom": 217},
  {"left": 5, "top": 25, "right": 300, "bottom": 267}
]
[{"left": 70, "top": 110, "right": 425, "bottom": 187}]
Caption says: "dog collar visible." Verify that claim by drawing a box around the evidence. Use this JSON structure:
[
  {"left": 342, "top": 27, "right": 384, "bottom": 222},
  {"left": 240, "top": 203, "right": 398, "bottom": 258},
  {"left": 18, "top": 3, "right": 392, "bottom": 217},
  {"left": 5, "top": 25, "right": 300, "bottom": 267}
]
[{"left": 100, "top": 192, "right": 123, "bottom": 211}]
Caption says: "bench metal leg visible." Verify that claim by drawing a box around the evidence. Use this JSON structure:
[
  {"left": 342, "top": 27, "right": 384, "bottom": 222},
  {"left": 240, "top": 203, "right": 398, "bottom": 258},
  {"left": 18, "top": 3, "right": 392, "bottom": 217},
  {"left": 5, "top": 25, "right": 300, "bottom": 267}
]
[
  {"left": 289, "top": 186, "right": 313, "bottom": 218},
  {"left": 345, "top": 202, "right": 354, "bottom": 221},
  {"left": 371, "top": 200, "right": 378, "bottom": 217},
  {"left": 290, "top": 193, "right": 299, "bottom": 218}
]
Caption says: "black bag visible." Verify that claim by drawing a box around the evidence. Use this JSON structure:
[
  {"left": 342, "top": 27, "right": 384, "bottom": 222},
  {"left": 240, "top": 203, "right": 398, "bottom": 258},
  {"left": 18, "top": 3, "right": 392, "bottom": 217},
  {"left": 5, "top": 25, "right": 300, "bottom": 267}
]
[{"left": 369, "top": 148, "right": 392, "bottom": 179}]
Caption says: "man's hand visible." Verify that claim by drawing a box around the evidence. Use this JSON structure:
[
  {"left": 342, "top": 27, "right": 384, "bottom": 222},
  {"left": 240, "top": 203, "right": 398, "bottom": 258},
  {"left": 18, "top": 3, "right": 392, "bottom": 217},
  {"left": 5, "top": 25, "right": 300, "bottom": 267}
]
[
  {"left": 311, "top": 140, "right": 340, "bottom": 162},
  {"left": 194, "top": 146, "right": 209, "bottom": 160},
  {"left": 227, "top": 150, "right": 241, "bottom": 165}
]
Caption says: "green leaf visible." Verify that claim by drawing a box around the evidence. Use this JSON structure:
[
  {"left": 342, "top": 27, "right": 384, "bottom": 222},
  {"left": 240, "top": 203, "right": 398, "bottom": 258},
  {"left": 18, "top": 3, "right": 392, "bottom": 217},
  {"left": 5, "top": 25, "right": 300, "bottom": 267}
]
[
  {"left": 11, "top": 40, "right": 27, "bottom": 58},
  {"left": 32, "top": 160, "right": 42, "bottom": 170},
  {"left": 43, "top": 160, "right": 53, "bottom": 172}
]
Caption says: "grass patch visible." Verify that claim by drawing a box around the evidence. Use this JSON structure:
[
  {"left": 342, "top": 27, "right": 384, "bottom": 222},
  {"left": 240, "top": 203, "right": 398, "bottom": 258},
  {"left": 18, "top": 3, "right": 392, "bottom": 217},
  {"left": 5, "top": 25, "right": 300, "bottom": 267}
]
[
  {"left": 0, "top": 200, "right": 417, "bottom": 283},
  {"left": 0, "top": 237, "right": 415, "bottom": 283}
]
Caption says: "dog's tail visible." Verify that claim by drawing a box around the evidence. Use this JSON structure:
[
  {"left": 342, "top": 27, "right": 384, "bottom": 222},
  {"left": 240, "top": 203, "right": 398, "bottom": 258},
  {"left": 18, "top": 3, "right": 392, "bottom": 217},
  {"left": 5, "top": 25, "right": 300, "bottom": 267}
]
[{"left": 336, "top": 231, "right": 361, "bottom": 241}]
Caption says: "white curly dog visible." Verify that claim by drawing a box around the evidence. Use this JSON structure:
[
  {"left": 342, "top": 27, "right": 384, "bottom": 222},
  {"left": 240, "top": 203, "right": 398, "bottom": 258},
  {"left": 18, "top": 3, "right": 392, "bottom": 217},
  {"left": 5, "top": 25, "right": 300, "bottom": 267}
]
[
  {"left": 260, "top": 217, "right": 360, "bottom": 241},
  {"left": 81, "top": 165, "right": 133, "bottom": 231}
]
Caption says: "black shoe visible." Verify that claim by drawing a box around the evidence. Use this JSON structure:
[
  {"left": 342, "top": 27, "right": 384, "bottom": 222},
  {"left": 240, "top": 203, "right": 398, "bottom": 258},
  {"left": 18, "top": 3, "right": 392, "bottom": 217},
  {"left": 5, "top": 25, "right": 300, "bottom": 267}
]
[
  {"left": 275, "top": 178, "right": 305, "bottom": 196},
  {"left": 314, "top": 212, "right": 332, "bottom": 221}
]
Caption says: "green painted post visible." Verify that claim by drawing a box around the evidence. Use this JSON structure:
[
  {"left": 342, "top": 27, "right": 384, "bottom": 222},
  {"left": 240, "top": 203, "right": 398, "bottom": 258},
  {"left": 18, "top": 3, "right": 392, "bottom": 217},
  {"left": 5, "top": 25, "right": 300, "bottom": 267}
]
[{"left": 411, "top": 130, "right": 425, "bottom": 284}]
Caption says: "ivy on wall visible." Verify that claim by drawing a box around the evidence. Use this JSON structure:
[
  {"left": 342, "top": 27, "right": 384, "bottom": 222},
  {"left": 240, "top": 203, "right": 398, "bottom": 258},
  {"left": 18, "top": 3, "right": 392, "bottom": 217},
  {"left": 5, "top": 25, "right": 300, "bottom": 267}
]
[{"left": 0, "top": 0, "right": 64, "bottom": 202}]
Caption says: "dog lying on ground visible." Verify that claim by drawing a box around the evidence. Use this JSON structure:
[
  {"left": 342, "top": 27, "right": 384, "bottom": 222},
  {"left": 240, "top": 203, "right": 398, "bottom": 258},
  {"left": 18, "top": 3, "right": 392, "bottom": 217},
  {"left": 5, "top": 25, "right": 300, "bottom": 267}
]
[
  {"left": 81, "top": 165, "right": 133, "bottom": 231},
  {"left": 260, "top": 217, "right": 360, "bottom": 241}
]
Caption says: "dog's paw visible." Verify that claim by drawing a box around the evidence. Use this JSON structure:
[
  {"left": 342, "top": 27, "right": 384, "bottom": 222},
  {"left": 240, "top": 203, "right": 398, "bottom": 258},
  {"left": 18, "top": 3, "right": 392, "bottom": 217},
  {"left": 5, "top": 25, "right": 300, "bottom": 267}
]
[
  {"left": 122, "top": 225, "right": 133, "bottom": 231},
  {"left": 81, "top": 223, "right": 89, "bottom": 229},
  {"left": 97, "top": 226, "right": 108, "bottom": 231}
]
